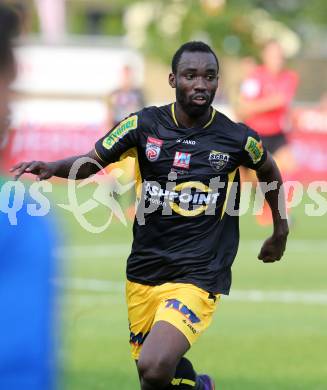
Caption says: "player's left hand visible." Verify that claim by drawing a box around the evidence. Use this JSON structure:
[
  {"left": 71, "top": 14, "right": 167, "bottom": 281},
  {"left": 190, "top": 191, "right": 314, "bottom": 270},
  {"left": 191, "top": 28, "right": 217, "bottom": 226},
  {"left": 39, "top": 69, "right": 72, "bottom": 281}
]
[{"left": 258, "top": 232, "right": 288, "bottom": 263}]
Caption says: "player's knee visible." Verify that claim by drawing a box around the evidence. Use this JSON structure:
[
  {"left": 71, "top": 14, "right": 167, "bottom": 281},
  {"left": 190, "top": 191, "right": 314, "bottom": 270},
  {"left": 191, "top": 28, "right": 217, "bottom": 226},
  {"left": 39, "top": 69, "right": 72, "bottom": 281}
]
[{"left": 138, "top": 356, "right": 173, "bottom": 388}]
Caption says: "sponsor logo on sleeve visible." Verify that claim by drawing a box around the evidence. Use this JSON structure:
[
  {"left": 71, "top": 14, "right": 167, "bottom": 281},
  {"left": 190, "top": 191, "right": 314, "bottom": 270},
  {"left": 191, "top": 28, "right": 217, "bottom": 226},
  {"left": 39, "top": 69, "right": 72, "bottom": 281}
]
[
  {"left": 102, "top": 115, "right": 138, "bottom": 150},
  {"left": 208, "top": 150, "right": 229, "bottom": 172},
  {"left": 145, "top": 136, "right": 163, "bottom": 161},
  {"left": 173, "top": 151, "right": 191, "bottom": 169},
  {"left": 245, "top": 136, "right": 264, "bottom": 164}
]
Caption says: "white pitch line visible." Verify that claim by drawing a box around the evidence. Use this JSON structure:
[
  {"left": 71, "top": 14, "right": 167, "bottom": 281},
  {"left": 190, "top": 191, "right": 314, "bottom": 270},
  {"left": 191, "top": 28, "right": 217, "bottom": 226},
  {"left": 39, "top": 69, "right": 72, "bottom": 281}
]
[
  {"left": 54, "top": 277, "right": 124, "bottom": 292},
  {"left": 56, "top": 277, "right": 327, "bottom": 305},
  {"left": 54, "top": 240, "right": 327, "bottom": 259},
  {"left": 240, "top": 240, "right": 327, "bottom": 253},
  {"left": 67, "top": 294, "right": 124, "bottom": 306},
  {"left": 54, "top": 243, "right": 130, "bottom": 259},
  {"left": 228, "top": 290, "right": 327, "bottom": 305}
]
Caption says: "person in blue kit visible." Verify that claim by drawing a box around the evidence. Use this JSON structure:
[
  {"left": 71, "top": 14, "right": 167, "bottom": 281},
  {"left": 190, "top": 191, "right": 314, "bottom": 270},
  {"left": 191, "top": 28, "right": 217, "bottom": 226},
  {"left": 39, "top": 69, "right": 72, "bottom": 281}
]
[{"left": 0, "top": 4, "right": 58, "bottom": 390}]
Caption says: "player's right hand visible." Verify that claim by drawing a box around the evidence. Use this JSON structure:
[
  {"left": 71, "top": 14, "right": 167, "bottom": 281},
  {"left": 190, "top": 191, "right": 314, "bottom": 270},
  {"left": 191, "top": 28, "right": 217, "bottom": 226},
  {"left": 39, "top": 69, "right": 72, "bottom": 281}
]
[
  {"left": 10, "top": 161, "right": 55, "bottom": 181},
  {"left": 258, "top": 231, "right": 288, "bottom": 263}
]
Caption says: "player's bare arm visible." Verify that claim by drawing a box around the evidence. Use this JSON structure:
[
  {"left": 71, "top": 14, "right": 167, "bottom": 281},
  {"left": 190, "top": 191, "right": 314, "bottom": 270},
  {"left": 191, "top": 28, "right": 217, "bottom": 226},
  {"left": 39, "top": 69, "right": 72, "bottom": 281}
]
[
  {"left": 10, "top": 149, "right": 104, "bottom": 181},
  {"left": 255, "top": 152, "right": 289, "bottom": 263}
]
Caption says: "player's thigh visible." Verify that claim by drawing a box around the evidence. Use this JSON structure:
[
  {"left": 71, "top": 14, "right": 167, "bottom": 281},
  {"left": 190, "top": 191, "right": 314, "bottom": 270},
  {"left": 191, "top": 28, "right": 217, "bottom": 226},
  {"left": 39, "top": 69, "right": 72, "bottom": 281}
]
[
  {"left": 154, "top": 283, "right": 220, "bottom": 348},
  {"left": 137, "top": 283, "right": 220, "bottom": 372},
  {"left": 137, "top": 320, "right": 190, "bottom": 378}
]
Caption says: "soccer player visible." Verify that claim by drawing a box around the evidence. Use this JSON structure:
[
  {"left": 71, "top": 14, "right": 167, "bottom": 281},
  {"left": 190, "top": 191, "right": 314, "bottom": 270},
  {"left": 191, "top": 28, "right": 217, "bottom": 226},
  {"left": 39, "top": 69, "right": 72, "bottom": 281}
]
[
  {"left": 12, "top": 41, "right": 289, "bottom": 390},
  {"left": 0, "top": 5, "right": 58, "bottom": 389}
]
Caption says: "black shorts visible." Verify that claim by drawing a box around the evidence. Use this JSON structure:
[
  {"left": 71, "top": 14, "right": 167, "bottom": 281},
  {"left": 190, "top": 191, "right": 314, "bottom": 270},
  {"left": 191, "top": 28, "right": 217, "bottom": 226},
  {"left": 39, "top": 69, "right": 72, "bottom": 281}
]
[{"left": 261, "top": 133, "right": 287, "bottom": 154}]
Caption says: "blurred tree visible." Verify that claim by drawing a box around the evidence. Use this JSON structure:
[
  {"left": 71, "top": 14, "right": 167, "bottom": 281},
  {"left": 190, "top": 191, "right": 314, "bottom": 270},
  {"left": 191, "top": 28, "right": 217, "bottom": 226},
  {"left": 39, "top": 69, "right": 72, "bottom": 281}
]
[
  {"left": 253, "top": 0, "right": 327, "bottom": 26},
  {"left": 67, "top": 0, "right": 124, "bottom": 36},
  {"left": 122, "top": 0, "right": 327, "bottom": 63},
  {"left": 124, "top": 0, "right": 257, "bottom": 61},
  {"left": 19, "top": 0, "right": 325, "bottom": 60}
]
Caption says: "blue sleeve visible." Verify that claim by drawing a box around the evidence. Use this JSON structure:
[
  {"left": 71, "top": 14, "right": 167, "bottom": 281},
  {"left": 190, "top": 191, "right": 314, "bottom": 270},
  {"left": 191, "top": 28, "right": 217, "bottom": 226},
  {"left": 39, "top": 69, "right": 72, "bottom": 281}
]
[{"left": 0, "top": 203, "right": 58, "bottom": 390}]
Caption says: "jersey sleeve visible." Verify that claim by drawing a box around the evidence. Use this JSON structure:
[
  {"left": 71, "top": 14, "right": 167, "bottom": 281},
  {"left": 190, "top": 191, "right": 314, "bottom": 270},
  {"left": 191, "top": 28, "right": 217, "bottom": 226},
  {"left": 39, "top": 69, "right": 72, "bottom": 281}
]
[
  {"left": 94, "top": 113, "right": 140, "bottom": 165},
  {"left": 240, "top": 124, "right": 267, "bottom": 170}
]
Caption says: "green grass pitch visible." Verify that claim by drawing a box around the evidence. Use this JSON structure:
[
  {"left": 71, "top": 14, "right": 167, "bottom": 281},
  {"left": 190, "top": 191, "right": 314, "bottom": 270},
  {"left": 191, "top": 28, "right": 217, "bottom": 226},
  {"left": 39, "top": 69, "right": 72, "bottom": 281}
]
[{"left": 48, "top": 182, "right": 327, "bottom": 390}]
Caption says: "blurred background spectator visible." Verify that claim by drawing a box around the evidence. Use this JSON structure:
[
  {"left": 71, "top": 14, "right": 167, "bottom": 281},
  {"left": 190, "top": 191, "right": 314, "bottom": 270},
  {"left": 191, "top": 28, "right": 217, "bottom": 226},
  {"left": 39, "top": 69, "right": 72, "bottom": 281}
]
[
  {"left": 106, "top": 64, "right": 145, "bottom": 129},
  {"left": 236, "top": 40, "right": 298, "bottom": 224},
  {"left": 104, "top": 64, "right": 145, "bottom": 219},
  {"left": 237, "top": 40, "right": 298, "bottom": 167},
  {"left": 0, "top": 3, "right": 19, "bottom": 143}
]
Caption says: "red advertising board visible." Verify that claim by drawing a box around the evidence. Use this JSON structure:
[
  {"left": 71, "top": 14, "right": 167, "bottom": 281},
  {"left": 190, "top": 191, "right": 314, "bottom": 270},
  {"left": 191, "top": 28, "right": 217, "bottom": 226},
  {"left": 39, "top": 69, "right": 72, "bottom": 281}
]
[
  {"left": 1, "top": 123, "right": 103, "bottom": 173},
  {"left": 1, "top": 99, "right": 107, "bottom": 174}
]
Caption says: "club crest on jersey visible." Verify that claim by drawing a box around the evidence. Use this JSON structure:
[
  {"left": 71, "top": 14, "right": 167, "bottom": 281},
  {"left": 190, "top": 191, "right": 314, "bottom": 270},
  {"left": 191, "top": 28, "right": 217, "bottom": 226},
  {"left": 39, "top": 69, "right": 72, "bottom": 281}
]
[
  {"left": 208, "top": 151, "right": 229, "bottom": 172},
  {"left": 146, "top": 137, "right": 163, "bottom": 162},
  {"left": 173, "top": 151, "right": 191, "bottom": 169}
]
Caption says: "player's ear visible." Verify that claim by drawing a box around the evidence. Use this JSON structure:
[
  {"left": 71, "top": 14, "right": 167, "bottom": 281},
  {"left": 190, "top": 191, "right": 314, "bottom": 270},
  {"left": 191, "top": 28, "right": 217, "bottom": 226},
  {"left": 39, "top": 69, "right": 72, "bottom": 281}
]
[{"left": 169, "top": 73, "right": 176, "bottom": 89}]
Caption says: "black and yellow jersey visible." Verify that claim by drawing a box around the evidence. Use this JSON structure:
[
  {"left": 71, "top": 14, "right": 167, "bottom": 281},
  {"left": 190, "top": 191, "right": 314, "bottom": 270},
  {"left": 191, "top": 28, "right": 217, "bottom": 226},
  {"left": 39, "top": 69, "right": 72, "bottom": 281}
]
[{"left": 95, "top": 103, "right": 267, "bottom": 294}]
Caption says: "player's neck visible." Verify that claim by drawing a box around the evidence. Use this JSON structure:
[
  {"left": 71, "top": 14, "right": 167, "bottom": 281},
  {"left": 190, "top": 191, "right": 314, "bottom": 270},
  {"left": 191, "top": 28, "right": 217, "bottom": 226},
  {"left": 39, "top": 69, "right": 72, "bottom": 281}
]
[{"left": 174, "top": 102, "right": 212, "bottom": 129}]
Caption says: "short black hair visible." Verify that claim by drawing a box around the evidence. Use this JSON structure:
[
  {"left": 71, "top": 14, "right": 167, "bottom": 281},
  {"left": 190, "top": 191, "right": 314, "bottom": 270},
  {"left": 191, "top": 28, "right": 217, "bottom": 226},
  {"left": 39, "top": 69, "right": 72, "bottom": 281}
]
[
  {"left": 0, "top": 4, "right": 20, "bottom": 72},
  {"left": 171, "top": 41, "right": 219, "bottom": 74}
]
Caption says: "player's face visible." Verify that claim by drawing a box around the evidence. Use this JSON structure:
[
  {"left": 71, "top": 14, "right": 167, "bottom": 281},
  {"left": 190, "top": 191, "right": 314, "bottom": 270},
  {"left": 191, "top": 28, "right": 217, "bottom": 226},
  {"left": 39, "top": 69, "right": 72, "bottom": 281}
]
[{"left": 170, "top": 51, "right": 218, "bottom": 116}]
